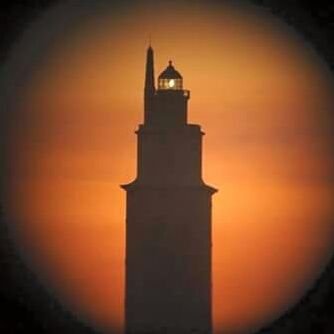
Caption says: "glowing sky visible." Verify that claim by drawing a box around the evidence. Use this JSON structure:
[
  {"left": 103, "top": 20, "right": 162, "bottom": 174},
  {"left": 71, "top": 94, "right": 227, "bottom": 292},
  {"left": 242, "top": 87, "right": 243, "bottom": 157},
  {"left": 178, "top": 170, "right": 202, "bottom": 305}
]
[{"left": 2, "top": 1, "right": 334, "bottom": 333}]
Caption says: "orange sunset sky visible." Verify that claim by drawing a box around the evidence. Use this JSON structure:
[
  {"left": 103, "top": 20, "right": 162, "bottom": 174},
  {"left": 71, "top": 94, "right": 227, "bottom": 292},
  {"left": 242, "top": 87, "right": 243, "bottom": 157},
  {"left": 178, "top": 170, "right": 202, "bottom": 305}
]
[{"left": 2, "top": 1, "right": 334, "bottom": 333}]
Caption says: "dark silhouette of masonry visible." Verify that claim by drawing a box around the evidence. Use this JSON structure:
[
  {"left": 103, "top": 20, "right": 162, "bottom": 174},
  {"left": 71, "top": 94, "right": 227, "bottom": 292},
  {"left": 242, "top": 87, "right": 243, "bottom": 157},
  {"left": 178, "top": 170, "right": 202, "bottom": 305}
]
[{"left": 122, "top": 46, "right": 217, "bottom": 334}]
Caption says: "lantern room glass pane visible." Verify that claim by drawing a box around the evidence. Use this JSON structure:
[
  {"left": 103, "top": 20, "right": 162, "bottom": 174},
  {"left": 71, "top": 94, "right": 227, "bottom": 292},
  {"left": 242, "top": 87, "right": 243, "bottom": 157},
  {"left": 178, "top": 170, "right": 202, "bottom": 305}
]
[{"left": 158, "top": 78, "right": 183, "bottom": 90}]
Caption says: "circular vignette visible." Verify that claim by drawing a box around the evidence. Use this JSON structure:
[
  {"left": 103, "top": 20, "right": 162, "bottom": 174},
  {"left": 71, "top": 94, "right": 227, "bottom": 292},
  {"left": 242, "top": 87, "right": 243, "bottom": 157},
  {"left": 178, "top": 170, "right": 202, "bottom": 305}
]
[{"left": 0, "top": 1, "right": 334, "bottom": 334}]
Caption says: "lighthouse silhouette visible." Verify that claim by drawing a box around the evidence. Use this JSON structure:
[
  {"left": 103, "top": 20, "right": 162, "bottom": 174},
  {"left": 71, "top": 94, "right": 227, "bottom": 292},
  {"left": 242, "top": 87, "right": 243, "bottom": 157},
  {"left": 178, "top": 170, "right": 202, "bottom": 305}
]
[{"left": 121, "top": 46, "right": 217, "bottom": 334}]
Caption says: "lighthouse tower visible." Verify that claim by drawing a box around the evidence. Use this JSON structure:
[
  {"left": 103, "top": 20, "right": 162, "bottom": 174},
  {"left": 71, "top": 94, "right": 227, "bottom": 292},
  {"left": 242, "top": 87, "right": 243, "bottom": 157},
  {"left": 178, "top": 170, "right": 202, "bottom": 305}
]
[{"left": 122, "top": 46, "right": 217, "bottom": 334}]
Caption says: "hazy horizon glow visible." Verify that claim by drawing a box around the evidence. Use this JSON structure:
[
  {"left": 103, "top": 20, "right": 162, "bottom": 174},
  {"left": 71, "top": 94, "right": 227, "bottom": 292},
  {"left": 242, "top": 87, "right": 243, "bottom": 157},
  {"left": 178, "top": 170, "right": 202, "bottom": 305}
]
[{"left": 2, "top": 1, "right": 334, "bottom": 333}]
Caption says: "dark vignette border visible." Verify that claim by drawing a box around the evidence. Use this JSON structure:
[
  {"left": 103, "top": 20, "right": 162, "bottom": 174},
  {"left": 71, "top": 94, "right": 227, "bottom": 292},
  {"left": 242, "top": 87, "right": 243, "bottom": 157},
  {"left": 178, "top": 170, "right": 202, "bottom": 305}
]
[{"left": 0, "top": 1, "right": 333, "bottom": 333}]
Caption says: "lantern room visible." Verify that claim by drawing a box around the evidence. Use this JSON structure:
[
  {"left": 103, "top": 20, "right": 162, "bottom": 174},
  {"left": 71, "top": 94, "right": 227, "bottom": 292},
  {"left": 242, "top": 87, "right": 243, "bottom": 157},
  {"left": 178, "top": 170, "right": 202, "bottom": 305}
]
[{"left": 158, "top": 61, "right": 183, "bottom": 90}]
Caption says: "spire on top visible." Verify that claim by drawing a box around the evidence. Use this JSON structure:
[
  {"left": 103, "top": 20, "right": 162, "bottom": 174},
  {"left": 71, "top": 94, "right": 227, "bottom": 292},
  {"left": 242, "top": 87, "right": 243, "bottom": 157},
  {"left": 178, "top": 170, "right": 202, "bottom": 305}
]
[
  {"left": 145, "top": 44, "right": 155, "bottom": 93},
  {"left": 144, "top": 44, "right": 155, "bottom": 123}
]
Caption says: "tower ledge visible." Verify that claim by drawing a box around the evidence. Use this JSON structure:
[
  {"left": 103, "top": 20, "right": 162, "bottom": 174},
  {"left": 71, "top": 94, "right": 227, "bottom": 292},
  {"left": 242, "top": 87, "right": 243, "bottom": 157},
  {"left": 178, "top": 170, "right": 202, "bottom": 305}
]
[{"left": 121, "top": 181, "right": 218, "bottom": 195}]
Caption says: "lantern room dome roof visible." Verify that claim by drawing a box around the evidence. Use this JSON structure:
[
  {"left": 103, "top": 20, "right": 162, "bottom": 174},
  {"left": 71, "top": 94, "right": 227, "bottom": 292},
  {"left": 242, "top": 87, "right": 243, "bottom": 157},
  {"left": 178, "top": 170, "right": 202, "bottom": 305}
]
[{"left": 158, "top": 61, "right": 183, "bottom": 79}]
